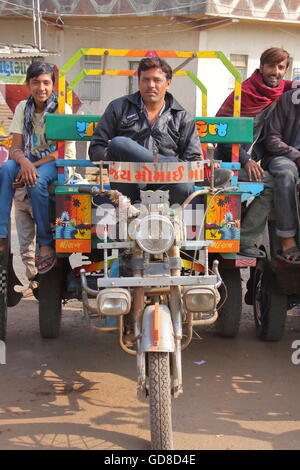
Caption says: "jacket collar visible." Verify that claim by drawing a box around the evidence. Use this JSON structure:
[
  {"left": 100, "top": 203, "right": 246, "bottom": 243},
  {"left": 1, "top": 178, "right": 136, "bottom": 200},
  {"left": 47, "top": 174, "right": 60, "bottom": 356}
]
[{"left": 127, "top": 91, "right": 184, "bottom": 111}]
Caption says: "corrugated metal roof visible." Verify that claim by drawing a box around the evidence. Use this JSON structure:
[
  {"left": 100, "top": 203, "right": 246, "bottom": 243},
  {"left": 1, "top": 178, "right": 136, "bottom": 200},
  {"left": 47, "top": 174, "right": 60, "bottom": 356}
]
[{"left": 0, "top": 44, "right": 57, "bottom": 59}]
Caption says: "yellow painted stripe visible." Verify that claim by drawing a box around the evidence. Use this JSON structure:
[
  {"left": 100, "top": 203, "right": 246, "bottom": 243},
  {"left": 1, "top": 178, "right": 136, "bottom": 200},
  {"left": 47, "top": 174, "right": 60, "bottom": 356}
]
[
  {"left": 80, "top": 49, "right": 219, "bottom": 59},
  {"left": 85, "top": 48, "right": 129, "bottom": 56},
  {"left": 58, "top": 76, "right": 66, "bottom": 114},
  {"left": 233, "top": 80, "right": 242, "bottom": 117},
  {"left": 82, "top": 69, "right": 195, "bottom": 77},
  {"left": 181, "top": 259, "right": 204, "bottom": 273},
  {"left": 67, "top": 90, "right": 73, "bottom": 108}
]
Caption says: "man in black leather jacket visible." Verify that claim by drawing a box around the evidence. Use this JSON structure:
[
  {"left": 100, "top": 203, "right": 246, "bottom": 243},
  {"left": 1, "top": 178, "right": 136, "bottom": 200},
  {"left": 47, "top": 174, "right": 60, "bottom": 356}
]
[{"left": 89, "top": 57, "right": 230, "bottom": 205}]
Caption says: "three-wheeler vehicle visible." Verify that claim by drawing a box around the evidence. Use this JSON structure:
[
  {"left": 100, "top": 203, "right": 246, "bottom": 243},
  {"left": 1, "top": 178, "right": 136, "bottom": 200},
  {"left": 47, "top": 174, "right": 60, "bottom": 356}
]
[
  {"left": 0, "top": 49, "right": 262, "bottom": 449},
  {"left": 246, "top": 179, "right": 300, "bottom": 341}
]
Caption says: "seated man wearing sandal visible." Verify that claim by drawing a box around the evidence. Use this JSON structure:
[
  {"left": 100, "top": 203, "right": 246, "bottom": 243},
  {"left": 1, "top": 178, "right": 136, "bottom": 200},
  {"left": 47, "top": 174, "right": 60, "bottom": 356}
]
[
  {"left": 215, "top": 47, "right": 293, "bottom": 258},
  {"left": 0, "top": 62, "right": 75, "bottom": 274},
  {"left": 263, "top": 88, "right": 300, "bottom": 264},
  {"left": 89, "top": 57, "right": 231, "bottom": 205}
]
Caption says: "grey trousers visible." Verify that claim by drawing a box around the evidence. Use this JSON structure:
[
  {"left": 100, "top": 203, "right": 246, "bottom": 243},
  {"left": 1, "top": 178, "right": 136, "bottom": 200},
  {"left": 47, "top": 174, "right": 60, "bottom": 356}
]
[
  {"left": 14, "top": 188, "right": 38, "bottom": 282},
  {"left": 266, "top": 156, "right": 299, "bottom": 238},
  {"left": 239, "top": 168, "right": 274, "bottom": 247}
]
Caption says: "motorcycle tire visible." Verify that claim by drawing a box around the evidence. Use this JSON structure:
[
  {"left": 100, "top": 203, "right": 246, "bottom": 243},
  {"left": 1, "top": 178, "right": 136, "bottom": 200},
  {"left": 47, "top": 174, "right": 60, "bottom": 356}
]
[
  {"left": 253, "top": 259, "right": 287, "bottom": 341},
  {"left": 148, "top": 351, "right": 173, "bottom": 450},
  {"left": 0, "top": 271, "right": 7, "bottom": 342},
  {"left": 215, "top": 268, "right": 242, "bottom": 338},
  {"left": 38, "top": 262, "right": 63, "bottom": 339},
  {"left": 0, "top": 244, "right": 9, "bottom": 342}
]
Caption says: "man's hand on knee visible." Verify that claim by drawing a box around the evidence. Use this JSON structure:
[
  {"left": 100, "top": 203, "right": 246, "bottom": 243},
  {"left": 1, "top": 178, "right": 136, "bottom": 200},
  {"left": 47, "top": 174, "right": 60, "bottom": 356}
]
[
  {"left": 19, "top": 159, "right": 39, "bottom": 187},
  {"left": 245, "top": 159, "right": 264, "bottom": 181}
]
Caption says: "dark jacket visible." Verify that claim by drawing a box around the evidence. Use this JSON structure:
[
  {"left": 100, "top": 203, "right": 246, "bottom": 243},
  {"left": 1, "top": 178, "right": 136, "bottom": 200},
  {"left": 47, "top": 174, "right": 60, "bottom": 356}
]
[
  {"left": 214, "top": 102, "right": 278, "bottom": 167},
  {"left": 262, "top": 89, "right": 300, "bottom": 169},
  {"left": 89, "top": 91, "right": 202, "bottom": 162}
]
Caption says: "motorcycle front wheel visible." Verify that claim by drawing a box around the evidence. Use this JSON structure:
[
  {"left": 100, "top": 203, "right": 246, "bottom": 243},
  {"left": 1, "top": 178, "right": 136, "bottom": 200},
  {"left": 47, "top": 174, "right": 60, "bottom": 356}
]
[
  {"left": 148, "top": 351, "right": 173, "bottom": 450},
  {"left": 0, "top": 249, "right": 8, "bottom": 342}
]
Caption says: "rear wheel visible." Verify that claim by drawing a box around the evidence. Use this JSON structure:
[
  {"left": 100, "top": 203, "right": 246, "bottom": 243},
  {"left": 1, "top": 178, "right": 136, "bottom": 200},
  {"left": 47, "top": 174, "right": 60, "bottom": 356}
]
[
  {"left": 38, "top": 263, "right": 63, "bottom": 338},
  {"left": 0, "top": 242, "right": 9, "bottom": 342},
  {"left": 215, "top": 268, "right": 242, "bottom": 338},
  {"left": 253, "top": 259, "right": 287, "bottom": 341},
  {"left": 148, "top": 352, "right": 173, "bottom": 450},
  {"left": 0, "top": 269, "right": 7, "bottom": 341}
]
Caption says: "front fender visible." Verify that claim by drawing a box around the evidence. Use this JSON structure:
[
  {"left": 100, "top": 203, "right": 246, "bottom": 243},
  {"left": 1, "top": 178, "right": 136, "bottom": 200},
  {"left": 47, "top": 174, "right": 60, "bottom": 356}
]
[{"left": 140, "top": 304, "right": 175, "bottom": 353}]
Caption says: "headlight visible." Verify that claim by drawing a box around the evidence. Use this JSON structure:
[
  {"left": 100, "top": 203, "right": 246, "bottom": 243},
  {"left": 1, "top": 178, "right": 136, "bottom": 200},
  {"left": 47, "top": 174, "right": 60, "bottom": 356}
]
[
  {"left": 96, "top": 288, "right": 131, "bottom": 316},
  {"left": 183, "top": 287, "right": 218, "bottom": 312},
  {"left": 135, "top": 214, "right": 175, "bottom": 254}
]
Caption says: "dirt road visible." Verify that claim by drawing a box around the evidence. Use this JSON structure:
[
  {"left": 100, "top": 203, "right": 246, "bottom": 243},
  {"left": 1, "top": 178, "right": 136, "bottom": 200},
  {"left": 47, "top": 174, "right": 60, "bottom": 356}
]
[{"left": 0, "top": 219, "right": 300, "bottom": 450}]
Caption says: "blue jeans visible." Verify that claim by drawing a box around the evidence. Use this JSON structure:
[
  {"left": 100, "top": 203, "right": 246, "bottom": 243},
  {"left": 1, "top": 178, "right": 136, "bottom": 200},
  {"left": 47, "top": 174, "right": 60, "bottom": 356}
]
[
  {"left": 0, "top": 156, "right": 57, "bottom": 246},
  {"left": 266, "top": 156, "right": 299, "bottom": 238},
  {"left": 107, "top": 136, "right": 195, "bottom": 205}
]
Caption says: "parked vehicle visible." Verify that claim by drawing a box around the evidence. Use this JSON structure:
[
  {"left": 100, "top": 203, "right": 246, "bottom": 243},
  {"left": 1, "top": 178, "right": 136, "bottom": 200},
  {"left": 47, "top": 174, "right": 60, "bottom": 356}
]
[
  {"left": 1, "top": 49, "right": 262, "bottom": 448},
  {"left": 0, "top": 126, "right": 22, "bottom": 342},
  {"left": 57, "top": 162, "right": 225, "bottom": 449},
  {"left": 246, "top": 180, "right": 300, "bottom": 341}
]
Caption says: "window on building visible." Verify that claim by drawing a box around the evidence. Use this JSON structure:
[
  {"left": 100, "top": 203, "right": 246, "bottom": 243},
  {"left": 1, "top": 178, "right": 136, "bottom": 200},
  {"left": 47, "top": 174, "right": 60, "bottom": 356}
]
[
  {"left": 284, "top": 57, "right": 293, "bottom": 80},
  {"left": 292, "top": 67, "right": 300, "bottom": 81},
  {"left": 129, "top": 61, "right": 139, "bottom": 94},
  {"left": 230, "top": 54, "right": 248, "bottom": 82},
  {"left": 80, "top": 55, "right": 102, "bottom": 101}
]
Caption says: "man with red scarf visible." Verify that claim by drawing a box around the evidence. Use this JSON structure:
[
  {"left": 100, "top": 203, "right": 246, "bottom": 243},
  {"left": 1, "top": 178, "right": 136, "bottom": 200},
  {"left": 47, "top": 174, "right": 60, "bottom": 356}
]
[{"left": 215, "top": 47, "right": 293, "bottom": 258}]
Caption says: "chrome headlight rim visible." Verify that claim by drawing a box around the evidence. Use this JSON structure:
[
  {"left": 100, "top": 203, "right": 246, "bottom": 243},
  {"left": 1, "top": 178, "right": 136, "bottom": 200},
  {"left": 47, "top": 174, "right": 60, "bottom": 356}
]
[
  {"left": 135, "top": 214, "right": 175, "bottom": 255},
  {"left": 183, "top": 286, "right": 218, "bottom": 313},
  {"left": 96, "top": 288, "right": 131, "bottom": 316}
]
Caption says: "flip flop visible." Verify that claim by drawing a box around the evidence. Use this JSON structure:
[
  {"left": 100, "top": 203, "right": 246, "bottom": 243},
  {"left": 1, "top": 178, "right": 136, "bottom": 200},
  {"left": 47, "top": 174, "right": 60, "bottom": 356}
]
[
  {"left": 35, "top": 252, "right": 56, "bottom": 274},
  {"left": 22, "top": 287, "right": 34, "bottom": 298},
  {"left": 238, "top": 245, "right": 266, "bottom": 258},
  {"left": 276, "top": 246, "right": 300, "bottom": 265}
]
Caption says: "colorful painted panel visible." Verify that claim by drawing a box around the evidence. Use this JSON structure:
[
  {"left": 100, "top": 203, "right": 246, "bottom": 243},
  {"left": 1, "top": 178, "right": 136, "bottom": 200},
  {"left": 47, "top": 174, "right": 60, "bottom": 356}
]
[
  {"left": 46, "top": 114, "right": 253, "bottom": 144},
  {"left": 109, "top": 161, "right": 204, "bottom": 184},
  {"left": 55, "top": 194, "right": 91, "bottom": 253},
  {"left": 205, "top": 194, "right": 241, "bottom": 253}
]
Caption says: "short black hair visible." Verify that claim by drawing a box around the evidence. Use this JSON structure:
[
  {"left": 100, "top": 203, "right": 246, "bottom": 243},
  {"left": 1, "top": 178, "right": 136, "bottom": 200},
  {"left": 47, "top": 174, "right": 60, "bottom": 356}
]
[
  {"left": 26, "top": 61, "right": 55, "bottom": 84},
  {"left": 137, "top": 57, "right": 172, "bottom": 81}
]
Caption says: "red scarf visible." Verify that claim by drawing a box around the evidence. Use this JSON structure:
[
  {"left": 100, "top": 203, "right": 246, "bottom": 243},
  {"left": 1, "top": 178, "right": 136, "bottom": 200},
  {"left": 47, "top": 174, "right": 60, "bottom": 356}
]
[{"left": 216, "top": 69, "right": 292, "bottom": 117}]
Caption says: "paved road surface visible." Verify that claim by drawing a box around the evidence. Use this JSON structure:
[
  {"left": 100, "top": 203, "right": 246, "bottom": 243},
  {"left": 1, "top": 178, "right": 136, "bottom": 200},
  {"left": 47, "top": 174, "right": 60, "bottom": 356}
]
[{"left": 0, "top": 212, "right": 299, "bottom": 450}]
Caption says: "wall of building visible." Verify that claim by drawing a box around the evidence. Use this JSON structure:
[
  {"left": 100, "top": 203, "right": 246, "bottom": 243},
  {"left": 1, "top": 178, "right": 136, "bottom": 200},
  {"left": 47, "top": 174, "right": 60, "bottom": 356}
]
[
  {"left": 0, "top": 17, "right": 200, "bottom": 115},
  {"left": 59, "top": 17, "right": 201, "bottom": 115},
  {"left": 0, "top": 16, "right": 299, "bottom": 119},
  {"left": 198, "top": 21, "right": 300, "bottom": 116}
]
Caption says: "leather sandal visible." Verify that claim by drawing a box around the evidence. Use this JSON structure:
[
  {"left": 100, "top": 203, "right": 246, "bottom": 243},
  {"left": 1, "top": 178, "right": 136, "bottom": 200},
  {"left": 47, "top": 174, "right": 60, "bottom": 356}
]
[
  {"left": 276, "top": 246, "right": 300, "bottom": 265},
  {"left": 35, "top": 252, "right": 56, "bottom": 274}
]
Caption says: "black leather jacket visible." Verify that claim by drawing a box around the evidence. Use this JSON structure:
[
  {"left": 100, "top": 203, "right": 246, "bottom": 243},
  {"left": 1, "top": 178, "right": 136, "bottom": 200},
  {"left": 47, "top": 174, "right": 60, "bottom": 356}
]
[{"left": 89, "top": 91, "right": 202, "bottom": 162}]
